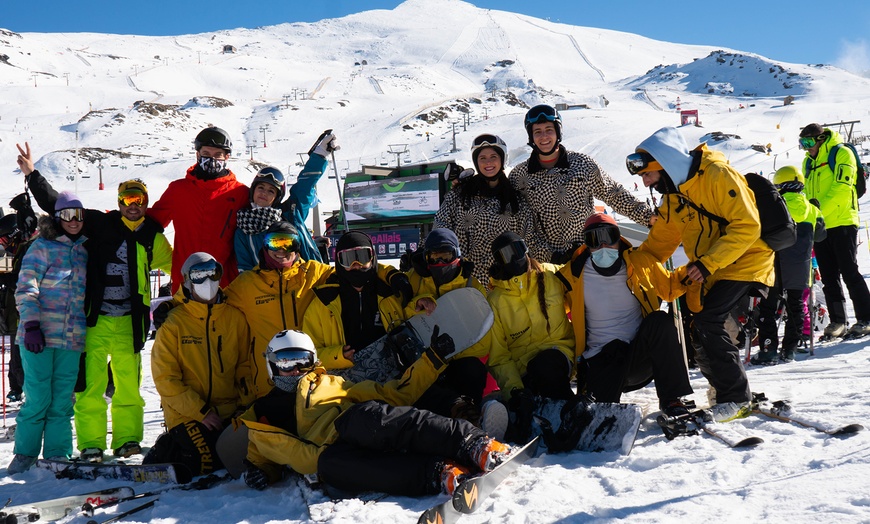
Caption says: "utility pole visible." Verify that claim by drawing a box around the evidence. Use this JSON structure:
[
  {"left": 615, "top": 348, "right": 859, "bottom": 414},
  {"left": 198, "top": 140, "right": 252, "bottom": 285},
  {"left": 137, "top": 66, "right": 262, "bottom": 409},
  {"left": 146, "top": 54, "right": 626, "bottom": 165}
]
[
  {"left": 246, "top": 144, "right": 256, "bottom": 160},
  {"left": 450, "top": 122, "right": 459, "bottom": 153},
  {"left": 32, "top": 73, "right": 37, "bottom": 87},
  {"left": 259, "top": 126, "right": 268, "bottom": 148},
  {"left": 282, "top": 94, "right": 292, "bottom": 108},
  {"left": 64, "top": 73, "right": 70, "bottom": 86},
  {"left": 388, "top": 144, "right": 408, "bottom": 167},
  {"left": 98, "top": 158, "right": 104, "bottom": 190}
]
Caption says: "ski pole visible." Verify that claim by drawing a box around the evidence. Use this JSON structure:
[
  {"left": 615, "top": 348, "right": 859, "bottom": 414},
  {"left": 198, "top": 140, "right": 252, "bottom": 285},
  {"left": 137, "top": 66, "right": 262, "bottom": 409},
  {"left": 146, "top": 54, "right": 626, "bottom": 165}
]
[
  {"left": 330, "top": 149, "right": 349, "bottom": 233},
  {"left": 86, "top": 498, "right": 156, "bottom": 524}
]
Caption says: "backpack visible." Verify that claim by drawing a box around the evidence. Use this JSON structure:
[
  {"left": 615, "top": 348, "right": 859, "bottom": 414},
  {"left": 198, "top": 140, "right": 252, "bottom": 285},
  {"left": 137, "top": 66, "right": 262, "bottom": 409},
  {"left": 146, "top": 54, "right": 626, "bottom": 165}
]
[
  {"left": 685, "top": 172, "right": 797, "bottom": 251},
  {"left": 804, "top": 142, "right": 867, "bottom": 198}
]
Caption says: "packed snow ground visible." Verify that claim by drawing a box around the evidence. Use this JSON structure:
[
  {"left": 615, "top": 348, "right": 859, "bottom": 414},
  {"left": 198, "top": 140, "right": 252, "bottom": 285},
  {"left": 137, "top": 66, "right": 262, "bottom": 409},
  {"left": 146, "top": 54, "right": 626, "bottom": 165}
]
[{"left": 3, "top": 0, "right": 870, "bottom": 522}]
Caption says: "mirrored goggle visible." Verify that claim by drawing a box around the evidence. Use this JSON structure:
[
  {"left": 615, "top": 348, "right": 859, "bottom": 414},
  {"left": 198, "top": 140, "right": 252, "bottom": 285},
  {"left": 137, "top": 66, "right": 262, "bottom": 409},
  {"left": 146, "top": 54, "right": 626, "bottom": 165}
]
[
  {"left": 494, "top": 240, "right": 528, "bottom": 265},
  {"left": 256, "top": 167, "right": 285, "bottom": 185},
  {"left": 267, "top": 349, "right": 315, "bottom": 373},
  {"left": 188, "top": 260, "right": 222, "bottom": 284},
  {"left": 56, "top": 208, "right": 84, "bottom": 222},
  {"left": 525, "top": 106, "right": 559, "bottom": 126},
  {"left": 427, "top": 249, "right": 457, "bottom": 266},
  {"left": 472, "top": 134, "right": 500, "bottom": 149},
  {"left": 337, "top": 246, "right": 374, "bottom": 269},
  {"left": 118, "top": 190, "right": 147, "bottom": 207},
  {"left": 625, "top": 152, "right": 661, "bottom": 175},
  {"left": 798, "top": 136, "right": 820, "bottom": 150},
  {"left": 264, "top": 232, "right": 299, "bottom": 252},
  {"left": 584, "top": 226, "right": 621, "bottom": 249}
]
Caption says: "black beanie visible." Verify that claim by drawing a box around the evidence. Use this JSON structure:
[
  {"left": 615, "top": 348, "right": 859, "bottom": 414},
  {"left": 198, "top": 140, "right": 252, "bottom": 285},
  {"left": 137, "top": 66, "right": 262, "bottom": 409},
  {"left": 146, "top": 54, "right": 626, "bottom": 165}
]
[{"left": 336, "top": 231, "right": 374, "bottom": 253}]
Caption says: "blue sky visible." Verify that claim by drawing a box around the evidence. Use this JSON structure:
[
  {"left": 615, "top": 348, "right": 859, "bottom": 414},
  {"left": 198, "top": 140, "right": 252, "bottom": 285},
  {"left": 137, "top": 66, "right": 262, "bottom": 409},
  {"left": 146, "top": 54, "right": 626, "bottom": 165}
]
[{"left": 4, "top": 1, "right": 869, "bottom": 68}]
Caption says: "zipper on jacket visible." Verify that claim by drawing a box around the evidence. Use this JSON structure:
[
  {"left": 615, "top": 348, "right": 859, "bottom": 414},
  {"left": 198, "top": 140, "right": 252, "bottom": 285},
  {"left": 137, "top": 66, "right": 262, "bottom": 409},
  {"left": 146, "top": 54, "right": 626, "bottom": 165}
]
[
  {"left": 216, "top": 334, "right": 225, "bottom": 374},
  {"left": 220, "top": 209, "right": 233, "bottom": 239},
  {"left": 305, "top": 382, "right": 315, "bottom": 409},
  {"left": 277, "top": 270, "right": 289, "bottom": 330},
  {"left": 204, "top": 304, "right": 214, "bottom": 409}
]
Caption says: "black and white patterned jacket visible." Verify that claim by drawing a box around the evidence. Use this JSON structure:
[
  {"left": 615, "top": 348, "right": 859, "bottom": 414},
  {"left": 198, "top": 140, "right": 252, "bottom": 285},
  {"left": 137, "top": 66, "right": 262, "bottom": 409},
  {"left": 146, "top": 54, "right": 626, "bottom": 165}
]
[{"left": 510, "top": 146, "right": 653, "bottom": 256}]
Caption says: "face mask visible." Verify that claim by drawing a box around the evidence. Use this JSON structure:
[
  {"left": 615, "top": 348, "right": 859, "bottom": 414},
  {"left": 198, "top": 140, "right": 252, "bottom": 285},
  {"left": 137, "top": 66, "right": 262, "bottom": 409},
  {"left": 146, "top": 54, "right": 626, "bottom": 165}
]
[
  {"left": 429, "top": 260, "right": 461, "bottom": 287},
  {"left": 272, "top": 374, "right": 304, "bottom": 393},
  {"left": 490, "top": 256, "right": 528, "bottom": 281},
  {"left": 591, "top": 247, "right": 620, "bottom": 268},
  {"left": 191, "top": 279, "right": 220, "bottom": 302},
  {"left": 199, "top": 156, "right": 227, "bottom": 176},
  {"left": 341, "top": 267, "right": 376, "bottom": 288}
]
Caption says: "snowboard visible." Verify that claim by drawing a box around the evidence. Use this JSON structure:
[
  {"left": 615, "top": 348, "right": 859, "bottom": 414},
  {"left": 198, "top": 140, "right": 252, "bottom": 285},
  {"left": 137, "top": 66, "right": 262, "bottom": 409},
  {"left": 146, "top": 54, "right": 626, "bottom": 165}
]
[
  {"left": 215, "top": 424, "right": 250, "bottom": 479},
  {"left": 532, "top": 398, "right": 642, "bottom": 455},
  {"left": 0, "top": 487, "right": 134, "bottom": 523},
  {"left": 35, "top": 459, "right": 192, "bottom": 484},
  {"left": 418, "top": 436, "right": 540, "bottom": 523},
  {"left": 333, "top": 287, "right": 494, "bottom": 384}
]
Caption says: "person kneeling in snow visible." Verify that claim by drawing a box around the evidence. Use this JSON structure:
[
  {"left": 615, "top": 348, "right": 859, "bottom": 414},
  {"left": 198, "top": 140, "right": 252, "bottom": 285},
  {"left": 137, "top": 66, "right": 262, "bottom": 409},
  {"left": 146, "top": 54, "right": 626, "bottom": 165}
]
[{"left": 239, "top": 329, "right": 511, "bottom": 497}]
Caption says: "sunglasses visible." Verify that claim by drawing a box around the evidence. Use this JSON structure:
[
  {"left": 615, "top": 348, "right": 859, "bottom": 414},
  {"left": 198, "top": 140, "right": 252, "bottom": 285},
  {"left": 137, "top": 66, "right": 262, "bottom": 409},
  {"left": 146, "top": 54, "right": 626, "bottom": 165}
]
[
  {"left": 426, "top": 249, "right": 456, "bottom": 266},
  {"left": 625, "top": 152, "right": 661, "bottom": 175},
  {"left": 337, "top": 246, "right": 374, "bottom": 269},
  {"left": 267, "top": 348, "right": 315, "bottom": 373},
  {"left": 118, "top": 189, "right": 147, "bottom": 207},
  {"left": 56, "top": 208, "right": 84, "bottom": 222},
  {"left": 187, "top": 260, "right": 222, "bottom": 284},
  {"left": 584, "top": 226, "right": 621, "bottom": 249},
  {"left": 798, "top": 135, "right": 824, "bottom": 150},
  {"left": 264, "top": 232, "right": 299, "bottom": 252},
  {"left": 494, "top": 239, "right": 528, "bottom": 265},
  {"left": 525, "top": 106, "right": 559, "bottom": 126}
]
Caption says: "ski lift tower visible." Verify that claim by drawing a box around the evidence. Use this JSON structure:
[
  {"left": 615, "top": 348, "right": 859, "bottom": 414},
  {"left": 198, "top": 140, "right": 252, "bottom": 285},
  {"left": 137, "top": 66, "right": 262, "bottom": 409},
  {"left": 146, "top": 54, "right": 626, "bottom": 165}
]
[{"left": 388, "top": 144, "right": 408, "bottom": 167}]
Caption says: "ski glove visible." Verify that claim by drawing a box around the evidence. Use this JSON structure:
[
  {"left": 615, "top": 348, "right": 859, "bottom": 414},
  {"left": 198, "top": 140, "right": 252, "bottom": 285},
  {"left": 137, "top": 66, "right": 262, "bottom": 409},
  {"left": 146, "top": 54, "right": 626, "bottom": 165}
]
[
  {"left": 429, "top": 325, "right": 456, "bottom": 362},
  {"left": 389, "top": 271, "right": 414, "bottom": 307},
  {"left": 244, "top": 461, "right": 270, "bottom": 491},
  {"left": 23, "top": 320, "right": 45, "bottom": 354},
  {"left": 309, "top": 130, "right": 340, "bottom": 158},
  {"left": 508, "top": 388, "right": 535, "bottom": 443},
  {"left": 152, "top": 301, "right": 175, "bottom": 330}
]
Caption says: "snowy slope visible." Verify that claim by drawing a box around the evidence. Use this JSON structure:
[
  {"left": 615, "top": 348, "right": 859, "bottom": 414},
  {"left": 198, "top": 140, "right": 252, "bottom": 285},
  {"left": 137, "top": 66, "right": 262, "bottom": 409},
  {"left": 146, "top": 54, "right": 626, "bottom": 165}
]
[{"left": 2, "top": 0, "right": 870, "bottom": 522}]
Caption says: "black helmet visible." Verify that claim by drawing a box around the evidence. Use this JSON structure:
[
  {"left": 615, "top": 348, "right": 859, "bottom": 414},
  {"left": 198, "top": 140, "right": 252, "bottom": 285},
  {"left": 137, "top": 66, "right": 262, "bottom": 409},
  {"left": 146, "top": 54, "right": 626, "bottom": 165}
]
[
  {"left": 250, "top": 167, "right": 286, "bottom": 207},
  {"left": 194, "top": 127, "right": 232, "bottom": 154},
  {"left": 524, "top": 104, "right": 562, "bottom": 149}
]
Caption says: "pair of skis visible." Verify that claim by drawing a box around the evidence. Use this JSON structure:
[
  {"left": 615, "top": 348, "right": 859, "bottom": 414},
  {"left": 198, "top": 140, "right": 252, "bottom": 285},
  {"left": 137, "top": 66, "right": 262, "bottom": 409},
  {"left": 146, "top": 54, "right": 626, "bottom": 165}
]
[
  {"left": 417, "top": 437, "right": 539, "bottom": 524},
  {"left": 657, "top": 393, "right": 863, "bottom": 448}
]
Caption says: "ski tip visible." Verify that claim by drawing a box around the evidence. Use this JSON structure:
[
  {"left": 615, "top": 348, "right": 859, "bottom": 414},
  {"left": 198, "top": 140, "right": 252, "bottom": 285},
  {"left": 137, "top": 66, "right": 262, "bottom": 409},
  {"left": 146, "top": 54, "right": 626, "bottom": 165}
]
[
  {"left": 829, "top": 424, "right": 864, "bottom": 435},
  {"left": 734, "top": 436, "right": 764, "bottom": 447}
]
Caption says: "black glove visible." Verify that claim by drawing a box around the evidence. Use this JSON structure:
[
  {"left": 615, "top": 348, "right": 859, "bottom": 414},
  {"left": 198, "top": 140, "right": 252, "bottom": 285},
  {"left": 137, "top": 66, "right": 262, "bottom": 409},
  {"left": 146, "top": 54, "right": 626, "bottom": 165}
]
[
  {"left": 507, "top": 388, "right": 536, "bottom": 444},
  {"left": 152, "top": 301, "right": 174, "bottom": 330},
  {"left": 309, "top": 130, "right": 339, "bottom": 158},
  {"left": 244, "top": 460, "right": 270, "bottom": 491},
  {"left": 809, "top": 198, "right": 821, "bottom": 209},
  {"left": 429, "top": 325, "right": 456, "bottom": 361},
  {"left": 389, "top": 272, "right": 413, "bottom": 307}
]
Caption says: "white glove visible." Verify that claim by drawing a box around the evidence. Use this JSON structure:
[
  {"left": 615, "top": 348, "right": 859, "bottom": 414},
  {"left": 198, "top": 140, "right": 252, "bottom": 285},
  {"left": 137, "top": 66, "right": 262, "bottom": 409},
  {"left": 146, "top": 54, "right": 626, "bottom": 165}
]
[{"left": 310, "top": 131, "right": 339, "bottom": 158}]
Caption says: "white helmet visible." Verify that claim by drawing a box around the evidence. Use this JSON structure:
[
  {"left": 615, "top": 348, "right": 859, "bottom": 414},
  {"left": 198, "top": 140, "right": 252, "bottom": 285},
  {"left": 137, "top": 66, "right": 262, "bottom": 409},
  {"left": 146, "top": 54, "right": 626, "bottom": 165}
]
[{"left": 265, "top": 330, "right": 318, "bottom": 383}]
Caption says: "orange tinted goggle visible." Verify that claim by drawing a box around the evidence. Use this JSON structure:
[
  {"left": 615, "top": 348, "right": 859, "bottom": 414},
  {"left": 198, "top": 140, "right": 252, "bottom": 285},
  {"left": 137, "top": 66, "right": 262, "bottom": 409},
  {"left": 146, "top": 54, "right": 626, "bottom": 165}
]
[{"left": 118, "top": 190, "right": 147, "bottom": 207}]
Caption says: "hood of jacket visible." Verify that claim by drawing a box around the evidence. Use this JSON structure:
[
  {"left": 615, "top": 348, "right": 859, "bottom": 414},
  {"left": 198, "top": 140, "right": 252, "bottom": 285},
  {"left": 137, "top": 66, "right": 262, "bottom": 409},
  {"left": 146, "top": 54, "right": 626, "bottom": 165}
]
[{"left": 636, "top": 127, "right": 694, "bottom": 187}]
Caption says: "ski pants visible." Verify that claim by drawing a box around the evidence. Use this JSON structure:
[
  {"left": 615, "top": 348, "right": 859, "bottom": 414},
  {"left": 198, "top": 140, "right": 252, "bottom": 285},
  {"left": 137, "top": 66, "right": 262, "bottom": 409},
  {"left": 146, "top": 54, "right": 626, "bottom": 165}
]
[
  {"left": 757, "top": 287, "right": 806, "bottom": 356},
  {"left": 815, "top": 225, "right": 870, "bottom": 323},
  {"left": 14, "top": 346, "right": 79, "bottom": 458},
  {"left": 580, "top": 311, "right": 693, "bottom": 405},
  {"left": 74, "top": 315, "right": 144, "bottom": 451},
  {"left": 523, "top": 348, "right": 575, "bottom": 400},
  {"left": 318, "top": 400, "right": 487, "bottom": 497},
  {"left": 690, "top": 280, "right": 755, "bottom": 404},
  {"left": 143, "top": 420, "right": 223, "bottom": 477},
  {"left": 414, "top": 356, "right": 488, "bottom": 418},
  {"left": 7, "top": 341, "right": 24, "bottom": 394}
]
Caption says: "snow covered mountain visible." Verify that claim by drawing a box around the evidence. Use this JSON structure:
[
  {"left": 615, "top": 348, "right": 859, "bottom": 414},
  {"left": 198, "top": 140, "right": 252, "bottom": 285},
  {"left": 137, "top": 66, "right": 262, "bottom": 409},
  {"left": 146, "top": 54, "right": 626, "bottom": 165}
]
[{"left": 2, "top": 1, "right": 870, "bottom": 522}]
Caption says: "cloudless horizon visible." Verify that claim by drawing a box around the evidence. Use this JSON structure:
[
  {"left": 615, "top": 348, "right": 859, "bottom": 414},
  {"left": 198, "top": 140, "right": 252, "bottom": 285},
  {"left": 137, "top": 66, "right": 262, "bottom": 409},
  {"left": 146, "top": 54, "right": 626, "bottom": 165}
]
[{"left": 3, "top": 1, "right": 869, "bottom": 70}]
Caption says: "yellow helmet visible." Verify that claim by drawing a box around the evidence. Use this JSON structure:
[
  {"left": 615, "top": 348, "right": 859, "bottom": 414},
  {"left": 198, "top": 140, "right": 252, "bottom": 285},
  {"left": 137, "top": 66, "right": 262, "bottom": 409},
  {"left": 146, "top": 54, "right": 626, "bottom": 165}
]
[{"left": 773, "top": 165, "right": 804, "bottom": 186}]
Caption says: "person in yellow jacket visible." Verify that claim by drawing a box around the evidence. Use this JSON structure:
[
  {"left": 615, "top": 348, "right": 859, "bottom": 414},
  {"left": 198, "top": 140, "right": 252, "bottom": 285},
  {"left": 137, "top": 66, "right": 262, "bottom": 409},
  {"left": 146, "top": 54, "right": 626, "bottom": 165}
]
[
  {"left": 627, "top": 126, "right": 774, "bottom": 421},
  {"left": 240, "top": 329, "right": 511, "bottom": 497},
  {"left": 302, "top": 231, "right": 409, "bottom": 370},
  {"left": 486, "top": 231, "right": 574, "bottom": 443},
  {"left": 799, "top": 123, "right": 870, "bottom": 338},
  {"left": 556, "top": 213, "right": 693, "bottom": 416},
  {"left": 146, "top": 253, "right": 253, "bottom": 476},
  {"left": 222, "top": 221, "right": 333, "bottom": 399}
]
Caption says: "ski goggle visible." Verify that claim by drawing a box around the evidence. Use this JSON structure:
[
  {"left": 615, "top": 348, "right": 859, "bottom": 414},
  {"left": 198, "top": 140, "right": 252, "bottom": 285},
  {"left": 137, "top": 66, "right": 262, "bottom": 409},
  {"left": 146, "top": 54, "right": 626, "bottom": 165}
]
[
  {"left": 798, "top": 135, "right": 824, "bottom": 150},
  {"left": 494, "top": 239, "right": 528, "bottom": 265},
  {"left": 337, "top": 246, "right": 374, "bottom": 269},
  {"left": 118, "top": 189, "right": 147, "bottom": 207},
  {"left": 426, "top": 249, "right": 457, "bottom": 266},
  {"left": 264, "top": 232, "right": 299, "bottom": 252},
  {"left": 187, "top": 260, "right": 223, "bottom": 284},
  {"left": 472, "top": 134, "right": 501, "bottom": 149},
  {"left": 267, "top": 348, "right": 315, "bottom": 373},
  {"left": 56, "top": 208, "right": 85, "bottom": 222},
  {"left": 625, "top": 152, "right": 663, "bottom": 175},
  {"left": 525, "top": 106, "right": 559, "bottom": 126},
  {"left": 584, "top": 226, "right": 621, "bottom": 249}
]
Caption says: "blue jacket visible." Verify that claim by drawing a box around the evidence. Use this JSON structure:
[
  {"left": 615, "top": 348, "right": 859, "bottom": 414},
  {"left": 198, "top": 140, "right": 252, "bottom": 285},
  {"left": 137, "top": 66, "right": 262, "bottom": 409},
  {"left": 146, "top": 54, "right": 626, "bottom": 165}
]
[
  {"left": 235, "top": 154, "right": 327, "bottom": 270},
  {"left": 15, "top": 215, "right": 88, "bottom": 351}
]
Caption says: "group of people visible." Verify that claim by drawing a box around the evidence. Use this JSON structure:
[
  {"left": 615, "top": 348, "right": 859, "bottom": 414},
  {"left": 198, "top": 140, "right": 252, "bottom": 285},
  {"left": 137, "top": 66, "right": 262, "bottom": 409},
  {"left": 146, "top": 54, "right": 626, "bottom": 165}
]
[{"left": 3, "top": 109, "right": 867, "bottom": 500}]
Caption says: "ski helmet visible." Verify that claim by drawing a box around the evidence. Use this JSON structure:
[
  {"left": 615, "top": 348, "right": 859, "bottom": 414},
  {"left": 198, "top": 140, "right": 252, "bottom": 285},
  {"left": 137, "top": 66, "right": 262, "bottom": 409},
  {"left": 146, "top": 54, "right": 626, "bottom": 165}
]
[
  {"left": 250, "top": 166, "right": 286, "bottom": 207},
  {"left": 524, "top": 104, "right": 562, "bottom": 149},
  {"left": 773, "top": 165, "right": 805, "bottom": 186},
  {"left": 266, "top": 330, "right": 318, "bottom": 391},
  {"left": 194, "top": 127, "right": 232, "bottom": 154},
  {"left": 470, "top": 134, "right": 508, "bottom": 173}
]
